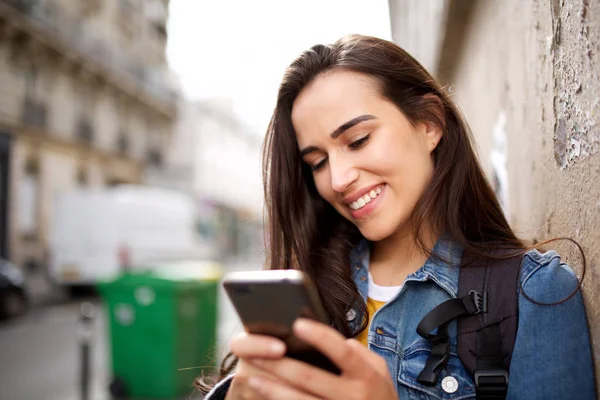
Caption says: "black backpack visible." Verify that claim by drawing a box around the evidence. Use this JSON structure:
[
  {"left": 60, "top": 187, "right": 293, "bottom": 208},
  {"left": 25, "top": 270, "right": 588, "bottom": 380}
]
[{"left": 415, "top": 251, "right": 523, "bottom": 399}]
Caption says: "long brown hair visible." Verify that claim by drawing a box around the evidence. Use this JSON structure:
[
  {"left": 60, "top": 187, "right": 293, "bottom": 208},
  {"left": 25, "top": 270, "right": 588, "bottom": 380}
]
[
  {"left": 196, "top": 34, "right": 583, "bottom": 394},
  {"left": 262, "top": 32, "right": 525, "bottom": 330}
]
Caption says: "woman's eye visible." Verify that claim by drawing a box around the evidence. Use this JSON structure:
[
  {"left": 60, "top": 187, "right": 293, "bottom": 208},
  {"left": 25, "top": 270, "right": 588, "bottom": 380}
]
[
  {"left": 311, "top": 158, "right": 327, "bottom": 172},
  {"left": 348, "top": 134, "right": 371, "bottom": 150}
]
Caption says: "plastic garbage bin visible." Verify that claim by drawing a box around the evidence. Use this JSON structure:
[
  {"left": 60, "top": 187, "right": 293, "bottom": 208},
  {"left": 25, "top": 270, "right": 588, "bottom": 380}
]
[{"left": 98, "top": 261, "right": 222, "bottom": 398}]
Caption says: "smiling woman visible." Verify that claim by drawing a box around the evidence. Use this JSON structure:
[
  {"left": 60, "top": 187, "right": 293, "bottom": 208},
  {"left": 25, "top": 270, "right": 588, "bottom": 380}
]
[
  {"left": 197, "top": 34, "right": 595, "bottom": 400},
  {"left": 293, "top": 71, "right": 441, "bottom": 243}
]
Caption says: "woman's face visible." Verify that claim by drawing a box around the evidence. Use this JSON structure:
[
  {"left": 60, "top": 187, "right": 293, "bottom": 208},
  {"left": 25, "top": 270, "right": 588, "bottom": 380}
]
[{"left": 292, "top": 70, "right": 442, "bottom": 242}]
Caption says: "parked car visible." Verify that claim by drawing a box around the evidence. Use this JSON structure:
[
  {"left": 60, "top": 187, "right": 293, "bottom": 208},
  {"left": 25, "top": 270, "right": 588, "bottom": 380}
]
[{"left": 0, "top": 259, "right": 29, "bottom": 319}]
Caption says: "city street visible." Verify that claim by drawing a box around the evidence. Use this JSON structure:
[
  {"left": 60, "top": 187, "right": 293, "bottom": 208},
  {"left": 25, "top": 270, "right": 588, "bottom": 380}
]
[{"left": 0, "top": 262, "right": 250, "bottom": 400}]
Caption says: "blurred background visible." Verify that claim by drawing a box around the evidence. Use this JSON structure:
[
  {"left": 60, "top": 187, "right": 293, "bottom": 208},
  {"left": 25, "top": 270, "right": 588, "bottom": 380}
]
[{"left": 0, "top": 0, "right": 598, "bottom": 399}]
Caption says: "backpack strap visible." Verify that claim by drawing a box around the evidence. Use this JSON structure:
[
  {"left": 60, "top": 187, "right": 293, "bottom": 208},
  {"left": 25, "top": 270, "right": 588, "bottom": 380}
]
[
  {"left": 457, "top": 252, "right": 522, "bottom": 399},
  {"left": 415, "top": 251, "right": 522, "bottom": 399},
  {"left": 416, "top": 290, "right": 486, "bottom": 385}
]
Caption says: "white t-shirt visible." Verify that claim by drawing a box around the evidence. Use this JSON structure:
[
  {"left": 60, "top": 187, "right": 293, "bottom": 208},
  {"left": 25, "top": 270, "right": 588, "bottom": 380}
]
[{"left": 368, "top": 271, "right": 403, "bottom": 302}]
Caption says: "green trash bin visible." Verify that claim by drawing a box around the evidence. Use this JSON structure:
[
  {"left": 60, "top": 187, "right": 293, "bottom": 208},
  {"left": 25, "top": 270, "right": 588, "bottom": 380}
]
[{"left": 98, "top": 261, "right": 222, "bottom": 398}]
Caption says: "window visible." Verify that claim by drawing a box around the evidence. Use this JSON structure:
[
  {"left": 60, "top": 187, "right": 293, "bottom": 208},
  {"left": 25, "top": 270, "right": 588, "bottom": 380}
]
[
  {"left": 25, "top": 66, "right": 36, "bottom": 99},
  {"left": 117, "top": 131, "right": 130, "bottom": 154},
  {"left": 76, "top": 117, "right": 94, "bottom": 144},
  {"left": 76, "top": 166, "right": 89, "bottom": 186},
  {"left": 21, "top": 66, "right": 47, "bottom": 128},
  {"left": 146, "top": 149, "right": 163, "bottom": 167},
  {"left": 152, "top": 21, "right": 167, "bottom": 39},
  {"left": 19, "top": 157, "right": 39, "bottom": 240}
]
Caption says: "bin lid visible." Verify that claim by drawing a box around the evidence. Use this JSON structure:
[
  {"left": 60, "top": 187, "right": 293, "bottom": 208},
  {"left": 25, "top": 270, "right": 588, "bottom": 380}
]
[
  {"left": 151, "top": 260, "right": 223, "bottom": 281},
  {"left": 97, "top": 260, "right": 223, "bottom": 289}
]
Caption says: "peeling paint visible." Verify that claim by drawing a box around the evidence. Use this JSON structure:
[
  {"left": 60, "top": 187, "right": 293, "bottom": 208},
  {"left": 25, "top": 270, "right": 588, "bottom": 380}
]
[
  {"left": 551, "top": 0, "right": 599, "bottom": 168},
  {"left": 436, "top": 0, "right": 600, "bottom": 390},
  {"left": 554, "top": 118, "right": 568, "bottom": 168}
]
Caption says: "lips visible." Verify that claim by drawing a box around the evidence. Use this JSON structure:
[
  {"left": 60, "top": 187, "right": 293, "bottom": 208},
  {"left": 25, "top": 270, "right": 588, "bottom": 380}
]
[
  {"left": 343, "top": 183, "right": 386, "bottom": 205},
  {"left": 345, "top": 184, "right": 386, "bottom": 219},
  {"left": 348, "top": 185, "right": 383, "bottom": 210}
]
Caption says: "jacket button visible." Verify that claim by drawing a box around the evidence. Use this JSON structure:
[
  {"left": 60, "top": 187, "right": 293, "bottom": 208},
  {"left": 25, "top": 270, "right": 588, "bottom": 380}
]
[
  {"left": 346, "top": 309, "right": 357, "bottom": 321},
  {"left": 441, "top": 376, "right": 458, "bottom": 393}
]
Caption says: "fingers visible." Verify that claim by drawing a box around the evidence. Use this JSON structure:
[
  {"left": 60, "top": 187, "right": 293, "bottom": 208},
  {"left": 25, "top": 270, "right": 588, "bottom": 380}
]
[
  {"left": 227, "top": 333, "right": 289, "bottom": 399},
  {"left": 292, "top": 319, "right": 370, "bottom": 377},
  {"left": 230, "top": 332, "right": 286, "bottom": 359},
  {"left": 248, "top": 356, "right": 342, "bottom": 398},
  {"left": 246, "top": 374, "right": 321, "bottom": 400},
  {"left": 228, "top": 359, "right": 285, "bottom": 400}
]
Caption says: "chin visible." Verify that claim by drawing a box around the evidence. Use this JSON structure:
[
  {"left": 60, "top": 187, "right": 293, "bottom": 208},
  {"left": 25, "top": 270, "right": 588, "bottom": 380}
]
[
  {"left": 357, "top": 224, "right": 396, "bottom": 242},
  {"left": 356, "top": 216, "right": 409, "bottom": 243}
]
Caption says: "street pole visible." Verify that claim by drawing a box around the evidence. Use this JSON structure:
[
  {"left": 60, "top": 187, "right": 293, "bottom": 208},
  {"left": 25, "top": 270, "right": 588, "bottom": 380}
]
[{"left": 79, "top": 302, "right": 95, "bottom": 400}]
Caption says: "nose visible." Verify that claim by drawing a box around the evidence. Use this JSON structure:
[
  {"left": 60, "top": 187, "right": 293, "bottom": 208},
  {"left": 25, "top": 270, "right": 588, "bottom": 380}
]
[{"left": 329, "top": 154, "right": 358, "bottom": 193}]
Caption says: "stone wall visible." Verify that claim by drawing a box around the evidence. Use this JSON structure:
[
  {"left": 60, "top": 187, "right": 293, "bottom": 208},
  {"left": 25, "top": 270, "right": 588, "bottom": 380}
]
[{"left": 433, "top": 0, "right": 600, "bottom": 386}]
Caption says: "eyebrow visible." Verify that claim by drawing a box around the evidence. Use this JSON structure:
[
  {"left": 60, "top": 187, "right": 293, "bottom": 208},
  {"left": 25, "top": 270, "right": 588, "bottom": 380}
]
[{"left": 299, "top": 114, "right": 377, "bottom": 157}]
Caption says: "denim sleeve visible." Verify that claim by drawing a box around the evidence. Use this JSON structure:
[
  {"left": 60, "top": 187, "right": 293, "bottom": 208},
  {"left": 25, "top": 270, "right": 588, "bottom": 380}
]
[{"left": 506, "top": 251, "right": 596, "bottom": 400}]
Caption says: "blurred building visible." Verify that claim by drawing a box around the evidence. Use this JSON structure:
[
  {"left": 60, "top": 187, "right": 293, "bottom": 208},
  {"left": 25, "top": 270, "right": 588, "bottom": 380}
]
[
  {"left": 146, "top": 99, "right": 264, "bottom": 262},
  {"left": 0, "top": 0, "right": 178, "bottom": 271},
  {"left": 389, "top": 0, "right": 600, "bottom": 385}
]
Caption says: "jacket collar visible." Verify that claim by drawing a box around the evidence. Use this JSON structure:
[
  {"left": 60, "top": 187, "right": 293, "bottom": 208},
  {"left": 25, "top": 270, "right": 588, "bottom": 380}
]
[{"left": 350, "top": 234, "right": 464, "bottom": 298}]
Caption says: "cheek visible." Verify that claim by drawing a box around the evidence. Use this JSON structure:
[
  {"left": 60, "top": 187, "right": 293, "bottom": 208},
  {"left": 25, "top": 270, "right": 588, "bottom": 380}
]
[
  {"left": 363, "top": 135, "right": 410, "bottom": 175},
  {"left": 313, "top": 174, "right": 334, "bottom": 202},
  {"left": 372, "top": 133, "right": 434, "bottom": 191}
]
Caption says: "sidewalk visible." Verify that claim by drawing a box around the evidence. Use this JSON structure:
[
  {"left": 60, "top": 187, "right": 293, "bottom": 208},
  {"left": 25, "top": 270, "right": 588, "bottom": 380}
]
[
  {"left": 25, "top": 268, "right": 69, "bottom": 307},
  {"left": 58, "top": 258, "right": 259, "bottom": 400}
]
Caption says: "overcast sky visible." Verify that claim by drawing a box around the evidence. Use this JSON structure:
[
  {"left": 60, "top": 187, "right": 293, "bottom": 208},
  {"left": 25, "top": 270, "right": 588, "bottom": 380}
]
[{"left": 166, "top": 0, "right": 392, "bottom": 135}]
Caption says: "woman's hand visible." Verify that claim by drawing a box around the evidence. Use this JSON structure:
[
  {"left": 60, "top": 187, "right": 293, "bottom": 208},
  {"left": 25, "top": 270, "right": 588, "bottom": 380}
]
[
  {"left": 245, "top": 319, "right": 398, "bottom": 400},
  {"left": 224, "top": 332, "right": 288, "bottom": 400}
]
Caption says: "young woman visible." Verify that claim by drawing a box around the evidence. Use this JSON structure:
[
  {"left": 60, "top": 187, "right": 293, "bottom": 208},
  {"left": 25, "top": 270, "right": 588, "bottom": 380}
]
[{"left": 198, "top": 34, "right": 595, "bottom": 400}]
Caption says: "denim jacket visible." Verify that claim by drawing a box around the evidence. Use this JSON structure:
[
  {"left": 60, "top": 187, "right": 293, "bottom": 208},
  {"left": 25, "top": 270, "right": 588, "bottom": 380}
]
[
  {"left": 206, "top": 237, "right": 596, "bottom": 399},
  {"left": 348, "top": 237, "right": 595, "bottom": 400}
]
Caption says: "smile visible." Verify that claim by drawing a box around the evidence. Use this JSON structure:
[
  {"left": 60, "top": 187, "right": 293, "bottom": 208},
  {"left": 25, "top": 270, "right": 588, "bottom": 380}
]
[{"left": 348, "top": 184, "right": 385, "bottom": 211}]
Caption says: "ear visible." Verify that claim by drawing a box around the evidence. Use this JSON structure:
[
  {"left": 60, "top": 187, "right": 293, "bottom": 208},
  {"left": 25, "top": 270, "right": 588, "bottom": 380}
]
[
  {"left": 424, "top": 121, "right": 443, "bottom": 153},
  {"left": 420, "top": 94, "right": 445, "bottom": 153}
]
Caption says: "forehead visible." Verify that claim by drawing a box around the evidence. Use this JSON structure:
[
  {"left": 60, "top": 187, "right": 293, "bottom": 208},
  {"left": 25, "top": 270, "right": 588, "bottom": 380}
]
[{"left": 291, "top": 70, "right": 382, "bottom": 141}]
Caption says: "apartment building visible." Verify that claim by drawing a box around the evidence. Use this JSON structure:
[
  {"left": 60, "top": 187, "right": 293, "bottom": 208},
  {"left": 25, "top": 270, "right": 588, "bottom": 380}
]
[{"left": 0, "top": 0, "right": 177, "bottom": 270}]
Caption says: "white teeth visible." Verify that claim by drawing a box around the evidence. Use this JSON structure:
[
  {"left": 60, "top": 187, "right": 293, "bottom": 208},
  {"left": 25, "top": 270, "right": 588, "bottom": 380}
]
[{"left": 349, "top": 185, "right": 385, "bottom": 211}]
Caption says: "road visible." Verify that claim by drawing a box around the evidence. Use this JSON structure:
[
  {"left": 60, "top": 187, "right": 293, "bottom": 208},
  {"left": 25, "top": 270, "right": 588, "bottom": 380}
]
[{"left": 0, "top": 262, "right": 250, "bottom": 400}]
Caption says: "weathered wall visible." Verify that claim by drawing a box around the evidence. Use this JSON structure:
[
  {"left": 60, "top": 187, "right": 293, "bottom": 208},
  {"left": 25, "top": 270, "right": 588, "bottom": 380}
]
[
  {"left": 445, "top": 0, "right": 600, "bottom": 386},
  {"left": 387, "top": 0, "right": 448, "bottom": 73}
]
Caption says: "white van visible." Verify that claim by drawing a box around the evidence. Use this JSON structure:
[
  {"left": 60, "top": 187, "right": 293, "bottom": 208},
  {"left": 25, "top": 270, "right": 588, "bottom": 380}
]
[{"left": 48, "top": 185, "right": 213, "bottom": 287}]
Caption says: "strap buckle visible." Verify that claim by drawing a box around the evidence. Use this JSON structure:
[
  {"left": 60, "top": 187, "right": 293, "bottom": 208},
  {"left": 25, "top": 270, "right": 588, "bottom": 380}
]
[
  {"left": 474, "top": 369, "right": 509, "bottom": 397},
  {"left": 468, "top": 290, "right": 488, "bottom": 314}
]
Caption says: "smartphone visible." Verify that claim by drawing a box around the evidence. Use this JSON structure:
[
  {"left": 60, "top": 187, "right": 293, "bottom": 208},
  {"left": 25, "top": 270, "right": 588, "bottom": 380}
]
[{"left": 223, "top": 269, "right": 340, "bottom": 374}]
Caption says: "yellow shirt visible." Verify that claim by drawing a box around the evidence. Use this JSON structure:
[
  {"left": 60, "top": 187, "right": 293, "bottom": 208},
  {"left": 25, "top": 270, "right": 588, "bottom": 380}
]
[
  {"left": 357, "top": 297, "right": 388, "bottom": 346},
  {"left": 356, "top": 272, "right": 403, "bottom": 346}
]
